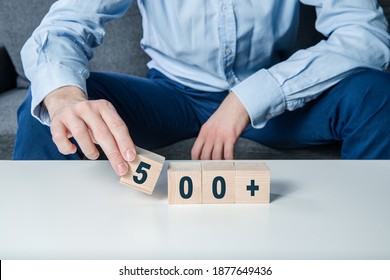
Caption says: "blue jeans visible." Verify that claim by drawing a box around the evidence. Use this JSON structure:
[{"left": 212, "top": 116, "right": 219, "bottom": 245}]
[{"left": 13, "top": 69, "right": 390, "bottom": 159}]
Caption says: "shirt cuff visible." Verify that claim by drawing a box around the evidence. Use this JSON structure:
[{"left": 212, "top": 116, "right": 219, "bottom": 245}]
[
  {"left": 232, "top": 69, "right": 286, "bottom": 129},
  {"left": 31, "top": 62, "right": 88, "bottom": 126}
]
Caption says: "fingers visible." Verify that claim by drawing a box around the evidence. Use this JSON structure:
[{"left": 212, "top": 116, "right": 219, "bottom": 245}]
[
  {"left": 200, "top": 142, "right": 214, "bottom": 160},
  {"left": 81, "top": 104, "right": 129, "bottom": 176},
  {"left": 200, "top": 142, "right": 234, "bottom": 160},
  {"left": 224, "top": 142, "right": 234, "bottom": 160},
  {"left": 90, "top": 121, "right": 129, "bottom": 176},
  {"left": 191, "top": 131, "right": 234, "bottom": 160},
  {"left": 211, "top": 141, "right": 223, "bottom": 160},
  {"left": 50, "top": 98, "right": 135, "bottom": 176},
  {"left": 190, "top": 90, "right": 248, "bottom": 160},
  {"left": 46, "top": 87, "right": 135, "bottom": 176},
  {"left": 52, "top": 116, "right": 100, "bottom": 160},
  {"left": 51, "top": 122, "right": 77, "bottom": 155},
  {"left": 191, "top": 137, "right": 204, "bottom": 160},
  {"left": 99, "top": 101, "right": 137, "bottom": 161},
  {"left": 66, "top": 116, "right": 100, "bottom": 160}
]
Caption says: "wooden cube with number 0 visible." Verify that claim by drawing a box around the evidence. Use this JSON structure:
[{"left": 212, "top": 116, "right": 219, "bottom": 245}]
[
  {"left": 234, "top": 161, "right": 270, "bottom": 204},
  {"left": 168, "top": 162, "right": 202, "bottom": 204},
  {"left": 201, "top": 161, "right": 235, "bottom": 204},
  {"left": 120, "top": 147, "right": 165, "bottom": 195}
]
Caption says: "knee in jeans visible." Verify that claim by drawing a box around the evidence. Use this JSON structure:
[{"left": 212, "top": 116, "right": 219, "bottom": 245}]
[{"left": 340, "top": 70, "right": 390, "bottom": 110}]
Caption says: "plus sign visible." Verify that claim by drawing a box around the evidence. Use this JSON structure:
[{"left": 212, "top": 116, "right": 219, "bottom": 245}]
[{"left": 246, "top": 180, "right": 259, "bottom": 196}]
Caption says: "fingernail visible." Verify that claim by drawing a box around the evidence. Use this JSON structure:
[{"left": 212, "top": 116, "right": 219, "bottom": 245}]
[
  {"left": 125, "top": 149, "right": 136, "bottom": 162},
  {"left": 116, "top": 162, "right": 128, "bottom": 176},
  {"left": 91, "top": 153, "right": 99, "bottom": 160}
]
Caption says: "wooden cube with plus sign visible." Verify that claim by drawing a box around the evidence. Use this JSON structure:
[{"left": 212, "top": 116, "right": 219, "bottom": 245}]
[
  {"left": 201, "top": 161, "right": 235, "bottom": 204},
  {"left": 234, "top": 161, "right": 270, "bottom": 204},
  {"left": 168, "top": 162, "right": 202, "bottom": 204},
  {"left": 120, "top": 147, "right": 165, "bottom": 195}
]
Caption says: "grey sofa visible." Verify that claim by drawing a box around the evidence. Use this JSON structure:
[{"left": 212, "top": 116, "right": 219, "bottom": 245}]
[{"left": 1, "top": 1, "right": 389, "bottom": 160}]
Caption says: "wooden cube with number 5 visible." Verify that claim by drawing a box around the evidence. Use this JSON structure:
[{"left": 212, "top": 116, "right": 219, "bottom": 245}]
[{"left": 120, "top": 147, "right": 165, "bottom": 195}]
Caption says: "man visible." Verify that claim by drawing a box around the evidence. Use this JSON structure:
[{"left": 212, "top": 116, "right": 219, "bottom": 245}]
[{"left": 14, "top": 0, "right": 390, "bottom": 176}]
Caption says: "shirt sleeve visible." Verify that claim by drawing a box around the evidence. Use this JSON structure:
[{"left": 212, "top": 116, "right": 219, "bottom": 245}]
[
  {"left": 232, "top": 0, "right": 390, "bottom": 129},
  {"left": 21, "top": 0, "right": 133, "bottom": 125}
]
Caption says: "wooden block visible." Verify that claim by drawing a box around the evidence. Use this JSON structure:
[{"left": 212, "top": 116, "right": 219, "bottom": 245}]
[
  {"left": 168, "top": 162, "right": 202, "bottom": 204},
  {"left": 201, "top": 161, "right": 235, "bottom": 204},
  {"left": 120, "top": 147, "right": 165, "bottom": 195},
  {"left": 234, "top": 161, "right": 270, "bottom": 204}
]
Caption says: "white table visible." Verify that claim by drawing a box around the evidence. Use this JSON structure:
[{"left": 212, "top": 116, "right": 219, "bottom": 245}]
[{"left": 0, "top": 160, "right": 389, "bottom": 259}]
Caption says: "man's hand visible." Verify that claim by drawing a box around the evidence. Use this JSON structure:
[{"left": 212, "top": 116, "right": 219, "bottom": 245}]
[
  {"left": 191, "top": 91, "right": 250, "bottom": 160},
  {"left": 44, "top": 86, "right": 137, "bottom": 176}
]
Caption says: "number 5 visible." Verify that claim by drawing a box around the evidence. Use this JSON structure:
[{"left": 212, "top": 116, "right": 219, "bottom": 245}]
[{"left": 133, "top": 161, "right": 151, "bottom": 184}]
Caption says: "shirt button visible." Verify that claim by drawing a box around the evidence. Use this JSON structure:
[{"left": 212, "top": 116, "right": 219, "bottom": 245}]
[
  {"left": 222, "top": 5, "right": 229, "bottom": 12},
  {"left": 225, "top": 47, "right": 232, "bottom": 55},
  {"left": 229, "top": 77, "right": 235, "bottom": 84},
  {"left": 266, "top": 114, "right": 272, "bottom": 120}
]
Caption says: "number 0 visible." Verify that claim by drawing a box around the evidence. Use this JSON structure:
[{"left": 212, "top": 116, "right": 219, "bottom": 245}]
[
  {"left": 212, "top": 176, "right": 226, "bottom": 199},
  {"left": 133, "top": 161, "right": 151, "bottom": 184},
  {"left": 179, "top": 176, "right": 193, "bottom": 199}
]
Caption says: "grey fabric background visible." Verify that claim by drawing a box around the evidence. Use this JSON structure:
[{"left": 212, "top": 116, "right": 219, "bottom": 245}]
[
  {"left": 0, "top": 0, "right": 149, "bottom": 88},
  {"left": 0, "top": 0, "right": 57, "bottom": 88}
]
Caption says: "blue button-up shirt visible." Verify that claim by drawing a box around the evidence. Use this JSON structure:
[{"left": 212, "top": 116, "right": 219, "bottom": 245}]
[{"left": 22, "top": 0, "right": 390, "bottom": 128}]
